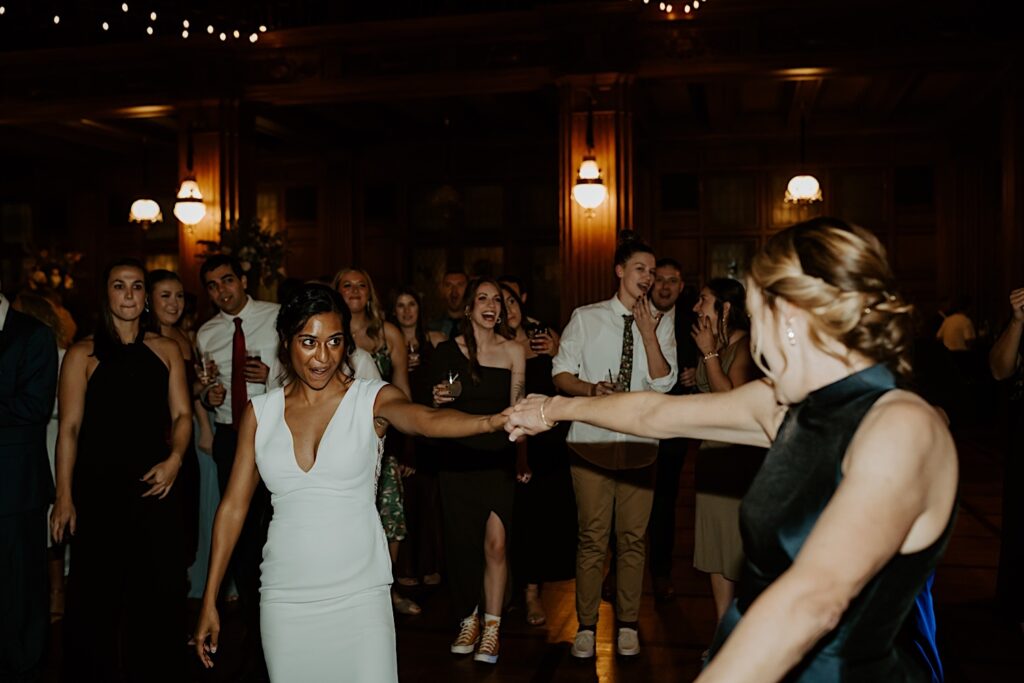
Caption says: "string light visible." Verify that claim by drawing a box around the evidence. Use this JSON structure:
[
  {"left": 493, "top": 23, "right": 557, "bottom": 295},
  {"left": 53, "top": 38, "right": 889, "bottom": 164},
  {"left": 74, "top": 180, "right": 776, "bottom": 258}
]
[
  {"left": 637, "top": 0, "right": 708, "bottom": 15},
  {"left": 207, "top": 25, "right": 214, "bottom": 34},
  {"left": 219, "top": 32, "right": 226, "bottom": 41},
  {"left": 150, "top": 11, "right": 157, "bottom": 21},
  {"left": 249, "top": 33, "right": 258, "bottom": 43},
  {"left": 53, "top": 15, "right": 60, "bottom": 25},
  {"left": 102, "top": 21, "right": 109, "bottom": 30},
  {"left": 259, "top": 24, "right": 267, "bottom": 33},
  {"left": 232, "top": 29, "right": 240, "bottom": 39},
  {"left": 146, "top": 25, "right": 153, "bottom": 35},
  {"left": 182, "top": 30, "right": 188, "bottom": 38},
  {"left": 0, "top": 7, "right": 6, "bottom": 17},
  {"left": 183, "top": 19, "right": 189, "bottom": 28},
  {"left": 122, "top": 3, "right": 129, "bottom": 12}
]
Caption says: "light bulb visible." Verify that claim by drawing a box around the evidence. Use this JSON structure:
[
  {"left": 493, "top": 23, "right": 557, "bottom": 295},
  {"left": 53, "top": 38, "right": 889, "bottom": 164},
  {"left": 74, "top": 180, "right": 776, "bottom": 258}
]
[
  {"left": 53, "top": 15, "right": 60, "bottom": 24},
  {"left": 102, "top": 21, "right": 109, "bottom": 30},
  {"left": 174, "top": 179, "right": 206, "bottom": 226},
  {"left": 122, "top": 3, "right": 129, "bottom": 12},
  {"left": 232, "top": 29, "right": 240, "bottom": 39},
  {"left": 784, "top": 175, "right": 823, "bottom": 204},
  {"left": 219, "top": 32, "right": 226, "bottom": 41},
  {"left": 666, "top": 3, "right": 673, "bottom": 11},
  {"left": 259, "top": 24, "right": 267, "bottom": 32},
  {"left": 129, "top": 198, "right": 162, "bottom": 223},
  {"left": 207, "top": 25, "right": 214, "bottom": 34},
  {"left": 0, "top": 7, "right": 6, "bottom": 16},
  {"left": 150, "top": 11, "right": 157, "bottom": 21},
  {"left": 249, "top": 33, "right": 258, "bottom": 43},
  {"left": 183, "top": 19, "right": 189, "bottom": 28},
  {"left": 182, "top": 30, "right": 188, "bottom": 38},
  {"left": 146, "top": 25, "right": 153, "bottom": 35}
]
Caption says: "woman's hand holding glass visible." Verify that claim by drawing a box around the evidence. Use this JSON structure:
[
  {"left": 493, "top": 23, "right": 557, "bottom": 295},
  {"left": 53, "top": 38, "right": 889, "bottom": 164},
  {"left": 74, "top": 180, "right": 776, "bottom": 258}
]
[
  {"left": 407, "top": 341, "right": 421, "bottom": 370},
  {"left": 432, "top": 371, "right": 462, "bottom": 406}
]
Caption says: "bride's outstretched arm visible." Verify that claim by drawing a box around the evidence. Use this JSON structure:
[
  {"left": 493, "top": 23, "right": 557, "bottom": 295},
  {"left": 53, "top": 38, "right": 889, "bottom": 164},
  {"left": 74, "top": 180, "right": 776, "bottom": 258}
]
[
  {"left": 507, "top": 378, "right": 780, "bottom": 447},
  {"left": 374, "top": 384, "right": 508, "bottom": 438}
]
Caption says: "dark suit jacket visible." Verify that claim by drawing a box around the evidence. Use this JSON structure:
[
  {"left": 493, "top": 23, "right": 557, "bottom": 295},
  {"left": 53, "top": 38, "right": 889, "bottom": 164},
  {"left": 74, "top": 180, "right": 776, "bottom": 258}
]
[{"left": 0, "top": 306, "right": 58, "bottom": 516}]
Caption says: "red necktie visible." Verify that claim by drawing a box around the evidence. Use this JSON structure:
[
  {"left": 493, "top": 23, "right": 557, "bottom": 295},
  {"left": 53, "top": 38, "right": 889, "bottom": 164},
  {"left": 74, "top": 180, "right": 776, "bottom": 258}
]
[{"left": 231, "top": 317, "right": 247, "bottom": 428}]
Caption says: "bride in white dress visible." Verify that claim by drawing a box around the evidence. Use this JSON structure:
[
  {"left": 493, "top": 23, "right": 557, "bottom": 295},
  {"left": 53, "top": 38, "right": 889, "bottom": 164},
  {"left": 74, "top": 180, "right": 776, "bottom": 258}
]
[{"left": 194, "top": 284, "right": 509, "bottom": 682}]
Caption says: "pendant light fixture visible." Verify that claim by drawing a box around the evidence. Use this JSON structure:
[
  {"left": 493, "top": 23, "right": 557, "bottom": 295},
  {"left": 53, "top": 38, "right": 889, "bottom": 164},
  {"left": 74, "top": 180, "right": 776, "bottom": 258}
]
[
  {"left": 129, "top": 138, "right": 162, "bottom": 227},
  {"left": 572, "top": 95, "right": 608, "bottom": 212},
  {"left": 173, "top": 126, "right": 206, "bottom": 227},
  {"left": 784, "top": 113, "right": 822, "bottom": 204}
]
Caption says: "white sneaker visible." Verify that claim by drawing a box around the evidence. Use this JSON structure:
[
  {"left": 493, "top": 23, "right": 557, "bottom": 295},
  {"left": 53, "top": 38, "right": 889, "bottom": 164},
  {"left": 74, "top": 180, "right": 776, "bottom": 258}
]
[
  {"left": 617, "top": 627, "right": 640, "bottom": 656},
  {"left": 571, "top": 630, "right": 596, "bottom": 658}
]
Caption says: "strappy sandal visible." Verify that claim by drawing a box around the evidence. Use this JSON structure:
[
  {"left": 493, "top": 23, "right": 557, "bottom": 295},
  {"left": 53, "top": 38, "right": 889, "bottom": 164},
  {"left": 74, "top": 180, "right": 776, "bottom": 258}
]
[{"left": 392, "top": 592, "right": 422, "bottom": 615}]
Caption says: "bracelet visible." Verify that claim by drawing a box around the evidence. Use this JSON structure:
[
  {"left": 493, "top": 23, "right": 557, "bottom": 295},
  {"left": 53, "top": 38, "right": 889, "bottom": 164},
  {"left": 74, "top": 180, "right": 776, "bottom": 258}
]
[
  {"left": 703, "top": 351, "right": 720, "bottom": 361},
  {"left": 540, "top": 398, "right": 558, "bottom": 428}
]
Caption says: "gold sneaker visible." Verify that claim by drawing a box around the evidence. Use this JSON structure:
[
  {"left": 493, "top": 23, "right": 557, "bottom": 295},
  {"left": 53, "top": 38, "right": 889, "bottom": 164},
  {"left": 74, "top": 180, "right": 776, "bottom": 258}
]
[
  {"left": 450, "top": 614, "right": 480, "bottom": 654},
  {"left": 473, "top": 619, "right": 500, "bottom": 664}
]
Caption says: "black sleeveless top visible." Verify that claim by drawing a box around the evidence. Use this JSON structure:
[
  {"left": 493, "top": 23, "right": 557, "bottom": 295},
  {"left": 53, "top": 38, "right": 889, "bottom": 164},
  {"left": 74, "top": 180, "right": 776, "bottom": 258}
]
[
  {"left": 74, "top": 335, "right": 171, "bottom": 506},
  {"left": 710, "top": 364, "right": 955, "bottom": 682},
  {"left": 430, "top": 338, "right": 512, "bottom": 471}
]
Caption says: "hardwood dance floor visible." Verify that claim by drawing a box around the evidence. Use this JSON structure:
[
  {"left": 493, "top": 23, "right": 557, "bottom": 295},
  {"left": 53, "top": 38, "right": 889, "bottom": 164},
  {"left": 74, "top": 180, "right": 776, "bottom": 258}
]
[{"left": 42, "top": 424, "right": 1022, "bottom": 681}]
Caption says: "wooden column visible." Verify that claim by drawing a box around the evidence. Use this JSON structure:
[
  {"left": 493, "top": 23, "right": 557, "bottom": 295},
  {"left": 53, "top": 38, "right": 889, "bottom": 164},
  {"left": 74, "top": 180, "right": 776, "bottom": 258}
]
[
  {"left": 176, "top": 100, "right": 251, "bottom": 294},
  {"left": 558, "top": 75, "right": 635, "bottom": 323},
  {"left": 1002, "top": 81, "right": 1024, "bottom": 301}
]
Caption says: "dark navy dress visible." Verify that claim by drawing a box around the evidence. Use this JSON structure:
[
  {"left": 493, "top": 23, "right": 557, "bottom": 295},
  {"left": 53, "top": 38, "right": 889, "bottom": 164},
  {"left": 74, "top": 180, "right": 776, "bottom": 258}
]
[{"left": 709, "top": 364, "right": 954, "bottom": 682}]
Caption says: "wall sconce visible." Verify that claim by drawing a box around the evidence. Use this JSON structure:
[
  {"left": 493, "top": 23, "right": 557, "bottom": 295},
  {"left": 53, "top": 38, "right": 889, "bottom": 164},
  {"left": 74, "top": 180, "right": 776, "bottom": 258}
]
[
  {"left": 173, "top": 126, "right": 206, "bottom": 227},
  {"left": 784, "top": 113, "right": 822, "bottom": 204},
  {"left": 129, "top": 138, "right": 162, "bottom": 228},
  {"left": 572, "top": 96, "right": 608, "bottom": 212}
]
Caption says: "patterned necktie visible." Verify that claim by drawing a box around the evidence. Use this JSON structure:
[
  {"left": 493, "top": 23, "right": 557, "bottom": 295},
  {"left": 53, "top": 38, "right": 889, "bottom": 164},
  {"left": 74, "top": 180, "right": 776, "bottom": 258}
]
[
  {"left": 231, "top": 317, "right": 247, "bottom": 428},
  {"left": 616, "top": 314, "right": 634, "bottom": 392}
]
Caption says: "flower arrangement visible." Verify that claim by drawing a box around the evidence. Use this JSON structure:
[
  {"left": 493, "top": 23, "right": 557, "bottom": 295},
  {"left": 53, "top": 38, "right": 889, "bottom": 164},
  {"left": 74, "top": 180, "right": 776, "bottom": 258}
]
[{"left": 198, "top": 219, "right": 287, "bottom": 290}]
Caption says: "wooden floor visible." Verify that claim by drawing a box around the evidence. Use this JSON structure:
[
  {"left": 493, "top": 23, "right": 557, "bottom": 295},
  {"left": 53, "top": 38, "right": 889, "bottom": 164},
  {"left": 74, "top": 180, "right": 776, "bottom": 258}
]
[{"left": 43, "top": 422, "right": 1023, "bottom": 682}]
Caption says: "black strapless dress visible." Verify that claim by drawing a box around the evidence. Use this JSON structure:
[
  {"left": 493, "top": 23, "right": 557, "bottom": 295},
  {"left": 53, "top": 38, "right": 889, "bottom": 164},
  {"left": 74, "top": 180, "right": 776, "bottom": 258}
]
[
  {"left": 63, "top": 337, "right": 185, "bottom": 682},
  {"left": 708, "top": 364, "right": 954, "bottom": 682}
]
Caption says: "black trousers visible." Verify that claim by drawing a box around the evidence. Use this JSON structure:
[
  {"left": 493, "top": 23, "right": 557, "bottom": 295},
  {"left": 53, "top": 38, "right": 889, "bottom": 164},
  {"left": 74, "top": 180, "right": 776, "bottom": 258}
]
[
  {"left": 212, "top": 423, "right": 272, "bottom": 679},
  {"left": 0, "top": 508, "right": 47, "bottom": 682},
  {"left": 647, "top": 437, "right": 690, "bottom": 580}
]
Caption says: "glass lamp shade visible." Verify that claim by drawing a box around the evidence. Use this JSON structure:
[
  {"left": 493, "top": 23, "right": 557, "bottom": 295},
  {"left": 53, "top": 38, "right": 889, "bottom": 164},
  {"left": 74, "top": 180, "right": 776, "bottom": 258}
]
[
  {"left": 573, "top": 155, "right": 608, "bottom": 210},
  {"left": 129, "top": 198, "right": 163, "bottom": 223},
  {"left": 784, "top": 174, "right": 823, "bottom": 204},
  {"left": 572, "top": 181, "right": 608, "bottom": 210},
  {"left": 173, "top": 178, "right": 206, "bottom": 225}
]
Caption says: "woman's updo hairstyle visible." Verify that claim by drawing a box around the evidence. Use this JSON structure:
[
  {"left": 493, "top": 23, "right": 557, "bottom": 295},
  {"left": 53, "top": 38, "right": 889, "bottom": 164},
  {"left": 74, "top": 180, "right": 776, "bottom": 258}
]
[
  {"left": 614, "top": 230, "right": 654, "bottom": 268},
  {"left": 706, "top": 277, "right": 750, "bottom": 344},
  {"left": 749, "top": 217, "right": 914, "bottom": 377},
  {"left": 275, "top": 283, "right": 353, "bottom": 383}
]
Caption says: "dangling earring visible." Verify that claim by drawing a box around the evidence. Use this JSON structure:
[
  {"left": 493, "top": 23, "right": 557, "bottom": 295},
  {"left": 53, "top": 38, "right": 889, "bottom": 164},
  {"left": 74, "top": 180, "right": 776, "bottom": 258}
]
[
  {"left": 496, "top": 317, "right": 502, "bottom": 324},
  {"left": 786, "top": 320, "right": 797, "bottom": 346}
]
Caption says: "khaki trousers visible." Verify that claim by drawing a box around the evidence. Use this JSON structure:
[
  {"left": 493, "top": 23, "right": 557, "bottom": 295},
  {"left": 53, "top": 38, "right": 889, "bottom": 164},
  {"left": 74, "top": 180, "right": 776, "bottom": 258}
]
[{"left": 570, "top": 456, "right": 656, "bottom": 625}]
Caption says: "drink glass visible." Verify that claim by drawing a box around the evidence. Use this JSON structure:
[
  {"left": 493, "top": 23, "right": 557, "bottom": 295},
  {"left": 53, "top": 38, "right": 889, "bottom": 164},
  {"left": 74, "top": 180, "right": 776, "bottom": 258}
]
[
  {"left": 246, "top": 349, "right": 262, "bottom": 363},
  {"left": 446, "top": 371, "right": 463, "bottom": 398},
  {"left": 196, "top": 352, "right": 212, "bottom": 385},
  {"left": 407, "top": 340, "right": 420, "bottom": 369}
]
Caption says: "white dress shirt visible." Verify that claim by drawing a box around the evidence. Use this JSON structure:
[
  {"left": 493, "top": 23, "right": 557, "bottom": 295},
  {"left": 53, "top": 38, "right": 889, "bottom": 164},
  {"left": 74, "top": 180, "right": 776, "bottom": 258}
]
[
  {"left": 552, "top": 295, "right": 677, "bottom": 469},
  {"left": 0, "top": 293, "right": 9, "bottom": 331},
  {"left": 197, "top": 296, "right": 283, "bottom": 424}
]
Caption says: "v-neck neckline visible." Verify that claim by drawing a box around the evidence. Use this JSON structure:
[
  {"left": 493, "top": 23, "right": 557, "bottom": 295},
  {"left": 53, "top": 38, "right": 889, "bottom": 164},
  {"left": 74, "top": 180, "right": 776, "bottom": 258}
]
[{"left": 283, "top": 384, "right": 354, "bottom": 475}]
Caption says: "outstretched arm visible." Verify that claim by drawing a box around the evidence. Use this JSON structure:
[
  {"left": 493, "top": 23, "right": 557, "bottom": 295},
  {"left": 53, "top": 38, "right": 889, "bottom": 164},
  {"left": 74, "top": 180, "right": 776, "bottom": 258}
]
[
  {"left": 375, "top": 384, "right": 507, "bottom": 438},
  {"left": 508, "top": 378, "right": 780, "bottom": 447}
]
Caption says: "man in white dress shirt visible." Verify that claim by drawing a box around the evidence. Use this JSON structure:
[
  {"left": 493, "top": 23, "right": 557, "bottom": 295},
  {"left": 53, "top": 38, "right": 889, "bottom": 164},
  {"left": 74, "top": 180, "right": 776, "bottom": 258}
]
[
  {"left": 551, "top": 235, "right": 677, "bottom": 660},
  {"left": 196, "top": 254, "right": 282, "bottom": 680}
]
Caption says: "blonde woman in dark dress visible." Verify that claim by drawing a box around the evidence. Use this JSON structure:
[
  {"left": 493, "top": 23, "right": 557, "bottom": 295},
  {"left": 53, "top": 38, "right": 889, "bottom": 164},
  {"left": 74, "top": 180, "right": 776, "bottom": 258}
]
[{"left": 509, "top": 218, "right": 958, "bottom": 683}]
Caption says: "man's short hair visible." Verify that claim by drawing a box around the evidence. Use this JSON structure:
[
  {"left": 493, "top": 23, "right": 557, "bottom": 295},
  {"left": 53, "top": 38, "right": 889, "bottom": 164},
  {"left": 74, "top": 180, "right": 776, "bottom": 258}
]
[
  {"left": 199, "top": 254, "right": 245, "bottom": 287},
  {"left": 443, "top": 269, "right": 468, "bottom": 280},
  {"left": 655, "top": 257, "right": 683, "bottom": 272}
]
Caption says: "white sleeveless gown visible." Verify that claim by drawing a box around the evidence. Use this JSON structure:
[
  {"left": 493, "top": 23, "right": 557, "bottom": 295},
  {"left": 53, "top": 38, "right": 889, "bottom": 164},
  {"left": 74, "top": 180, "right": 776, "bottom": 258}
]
[{"left": 251, "top": 380, "right": 397, "bottom": 682}]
